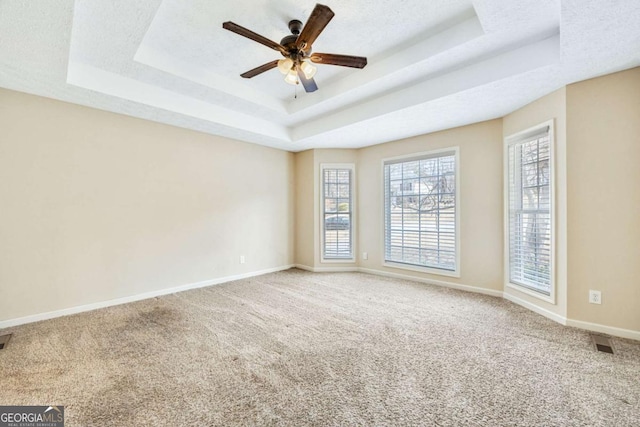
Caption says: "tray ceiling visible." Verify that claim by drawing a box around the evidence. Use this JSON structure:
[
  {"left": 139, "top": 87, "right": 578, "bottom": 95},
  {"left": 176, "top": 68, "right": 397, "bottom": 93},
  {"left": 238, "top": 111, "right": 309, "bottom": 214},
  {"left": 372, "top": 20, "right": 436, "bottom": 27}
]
[{"left": 0, "top": 0, "right": 639, "bottom": 151}]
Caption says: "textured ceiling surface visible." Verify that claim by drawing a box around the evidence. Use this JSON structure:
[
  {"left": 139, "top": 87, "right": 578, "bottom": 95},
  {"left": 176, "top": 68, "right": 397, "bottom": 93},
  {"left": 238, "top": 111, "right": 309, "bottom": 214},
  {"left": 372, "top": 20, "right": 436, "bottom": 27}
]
[{"left": 0, "top": 0, "right": 639, "bottom": 151}]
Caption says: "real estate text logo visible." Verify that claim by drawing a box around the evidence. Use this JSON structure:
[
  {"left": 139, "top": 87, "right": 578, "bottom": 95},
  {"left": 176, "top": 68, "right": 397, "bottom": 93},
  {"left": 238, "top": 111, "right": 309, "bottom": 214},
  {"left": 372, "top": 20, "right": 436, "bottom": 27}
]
[{"left": 0, "top": 406, "right": 64, "bottom": 427}]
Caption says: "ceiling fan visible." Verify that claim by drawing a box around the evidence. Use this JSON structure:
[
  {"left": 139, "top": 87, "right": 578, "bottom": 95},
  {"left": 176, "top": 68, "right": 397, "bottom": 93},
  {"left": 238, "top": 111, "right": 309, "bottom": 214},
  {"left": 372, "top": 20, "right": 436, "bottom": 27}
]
[{"left": 222, "top": 4, "right": 367, "bottom": 93}]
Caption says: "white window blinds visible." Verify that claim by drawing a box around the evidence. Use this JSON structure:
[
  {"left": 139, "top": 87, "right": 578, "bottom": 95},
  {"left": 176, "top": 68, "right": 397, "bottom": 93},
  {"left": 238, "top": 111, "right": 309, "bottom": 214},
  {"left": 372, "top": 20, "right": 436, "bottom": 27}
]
[
  {"left": 322, "top": 167, "right": 353, "bottom": 259},
  {"left": 384, "top": 152, "right": 457, "bottom": 272},
  {"left": 507, "top": 127, "right": 552, "bottom": 295}
]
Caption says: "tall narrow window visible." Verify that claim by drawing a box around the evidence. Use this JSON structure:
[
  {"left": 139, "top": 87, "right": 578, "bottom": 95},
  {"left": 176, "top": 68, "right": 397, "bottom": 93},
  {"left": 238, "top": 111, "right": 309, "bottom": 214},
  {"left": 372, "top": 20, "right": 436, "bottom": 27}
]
[
  {"left": 384, "top": 149, "right": 459, "bottom": 274},
  {"left": 322, "top": 164, "right": 354, "bottom": 261},
  {"left": 507, "top": 124, "right": 553, "bottom": 297}
]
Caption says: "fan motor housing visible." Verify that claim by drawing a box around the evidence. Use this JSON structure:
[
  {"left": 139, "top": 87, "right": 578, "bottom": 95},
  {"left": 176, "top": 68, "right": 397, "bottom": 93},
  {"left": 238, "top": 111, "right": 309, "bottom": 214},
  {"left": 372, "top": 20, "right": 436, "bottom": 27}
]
[
  {"left": 280, "top": 20, "right": 311, "bottom": 55},
  {"left": 280, "top": 34, "right": 298, "bottom": 48}
]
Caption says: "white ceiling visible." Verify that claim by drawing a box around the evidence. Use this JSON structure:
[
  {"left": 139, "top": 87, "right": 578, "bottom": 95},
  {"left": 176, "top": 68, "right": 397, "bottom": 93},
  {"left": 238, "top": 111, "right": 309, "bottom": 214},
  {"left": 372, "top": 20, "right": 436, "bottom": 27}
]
[{"left": 0, "top": 0, "right": 639, "bottom": 152}]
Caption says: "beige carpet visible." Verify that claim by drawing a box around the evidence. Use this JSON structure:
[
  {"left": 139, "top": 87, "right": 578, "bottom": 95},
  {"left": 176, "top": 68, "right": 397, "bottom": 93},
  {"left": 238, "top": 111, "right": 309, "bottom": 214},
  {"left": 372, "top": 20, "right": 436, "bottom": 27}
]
[{"left": 1, "top": 269, "right": 639, "bottom": 426}]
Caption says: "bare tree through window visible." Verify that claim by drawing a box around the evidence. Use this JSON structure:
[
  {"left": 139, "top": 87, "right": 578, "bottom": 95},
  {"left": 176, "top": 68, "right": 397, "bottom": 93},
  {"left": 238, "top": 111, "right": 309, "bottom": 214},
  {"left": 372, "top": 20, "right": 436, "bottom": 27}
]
[
  {"left": 508, "top": 130, "right": 552, "bottom": 295},
  {"left": 384, "top": 152, "right": 457, "bottom": 271}
]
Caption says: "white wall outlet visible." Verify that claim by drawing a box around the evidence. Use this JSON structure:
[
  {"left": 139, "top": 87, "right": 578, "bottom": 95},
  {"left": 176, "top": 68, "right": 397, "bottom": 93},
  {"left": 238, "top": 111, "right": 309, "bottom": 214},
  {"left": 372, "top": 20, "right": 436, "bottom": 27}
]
[
  {"left": 240, "top": 255, "right": 245, "bottom": 264},
  {"left": 589, "top": 290, "right": 601, "bottom": 304},
  {"left": 362, "top": 252, "right": 368, "bottom": 260}
]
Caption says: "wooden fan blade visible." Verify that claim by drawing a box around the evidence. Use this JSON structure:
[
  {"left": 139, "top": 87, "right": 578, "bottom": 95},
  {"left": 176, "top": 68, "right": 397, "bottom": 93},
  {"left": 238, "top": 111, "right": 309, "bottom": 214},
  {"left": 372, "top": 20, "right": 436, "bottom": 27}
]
[
  {"left": 240, "top": 60, "right": 279, "bottom": 78},
  {"left": 296, "top": 4, "right": 335, "bottom": 50},
  {"left": 297, "top": 65, "right": 318, "bottom": 93},
  {"left": 310, "top": 53, "right": 367, "bottom": 68},
  {"left": 223, "top": 22, "right": 286, "bottom": 54}
]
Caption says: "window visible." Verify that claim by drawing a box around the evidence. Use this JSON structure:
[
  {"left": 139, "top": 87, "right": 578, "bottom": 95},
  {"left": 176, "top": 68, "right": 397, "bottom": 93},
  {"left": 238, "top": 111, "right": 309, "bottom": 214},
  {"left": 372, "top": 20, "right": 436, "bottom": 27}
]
[
  {"left": 321, "top": 164, "right": 354, "bottom": 261},
  {"left": 384, "top": 149, "right": 459, "bottom": 275},
  {"left": 506, "top": 123, "right": 553, "bottom": 298}
]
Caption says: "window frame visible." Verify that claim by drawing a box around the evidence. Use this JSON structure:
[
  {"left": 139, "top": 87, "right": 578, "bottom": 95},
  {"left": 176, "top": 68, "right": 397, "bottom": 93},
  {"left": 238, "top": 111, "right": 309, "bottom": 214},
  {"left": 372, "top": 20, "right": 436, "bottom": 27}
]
[
  {"left": 504, "top": 120, "right": 556, "bottom": 304},
  {"left": 320, "top": 163, "right": 356, "bottom": 263},
  {"left": 381, "top": 147, "right": 461, "bottom": 278}
]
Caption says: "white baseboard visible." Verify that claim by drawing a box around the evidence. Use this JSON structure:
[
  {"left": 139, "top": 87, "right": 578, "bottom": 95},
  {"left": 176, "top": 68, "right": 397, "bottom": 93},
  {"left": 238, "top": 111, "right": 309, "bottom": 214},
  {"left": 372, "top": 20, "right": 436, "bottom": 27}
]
[
  {"left": 503, "top": 292, "right": 640, "bottom": 341},
  {"left": 0, "top": 264, "right": 294, "bottom": 330},
  {"left": 293, "top": 264, "right": 315, "bottom": 272},
  {"left": 566, "top": 318, "right": 640, "bottom": 341},
  {"left": 358, "top": 267, "right": 504, "bottom": 298},
  {"left": 503, "top": 292, "right": 568, "bottom": 325},
  {"left": 3, "top": 264, "right": 638, "bottom": 342},
  {"left": 294, "top": 264, "right": 359, "bottom": 273},
  {"left": 295, "top": 265, "right": 502, "bottom": 297},
  {"left": 299, "top": 266, "right": 640, "bottom": 341}
]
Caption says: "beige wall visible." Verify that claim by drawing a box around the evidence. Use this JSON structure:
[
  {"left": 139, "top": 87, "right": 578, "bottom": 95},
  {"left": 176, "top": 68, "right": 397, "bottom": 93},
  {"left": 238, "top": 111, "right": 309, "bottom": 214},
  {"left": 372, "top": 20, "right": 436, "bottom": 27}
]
[
  {"left": 503, "top": 88, "right": 568, "bottom": 318},
  {"left": 566, "top": 68, "right": 640, "bottom": 331},
  {"left": 294, "top": 150, "right": 314, "bottom": 268},
  {"left": 357, "top": 120, "right": 504, "bottom": 292},
  {"left": 2, "top": 68, "right": 639, "bottom": 335},
  {"left": 0, "top": 88, "right": 294, "bottom": 322}
]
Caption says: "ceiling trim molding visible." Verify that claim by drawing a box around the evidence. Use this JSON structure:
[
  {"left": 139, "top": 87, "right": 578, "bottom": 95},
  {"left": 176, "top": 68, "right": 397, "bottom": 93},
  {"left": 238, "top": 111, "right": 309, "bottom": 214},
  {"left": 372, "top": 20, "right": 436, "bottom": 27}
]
[
  {"left": 67, "top": 61, "right": 291, "bottom": 141},
  {"left": 292, "top": 34, "right": 560, "bottom": 141}
]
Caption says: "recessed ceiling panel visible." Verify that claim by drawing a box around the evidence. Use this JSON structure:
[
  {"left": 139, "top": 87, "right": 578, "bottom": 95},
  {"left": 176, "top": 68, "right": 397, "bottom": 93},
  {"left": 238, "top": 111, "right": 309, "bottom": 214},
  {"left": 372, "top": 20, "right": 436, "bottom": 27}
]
[
  {"left": 1, "top": 0, "right": 638, "bottom": 151},
  {"left": 136, "top": 0, "right": 474, "bottom": 101}
]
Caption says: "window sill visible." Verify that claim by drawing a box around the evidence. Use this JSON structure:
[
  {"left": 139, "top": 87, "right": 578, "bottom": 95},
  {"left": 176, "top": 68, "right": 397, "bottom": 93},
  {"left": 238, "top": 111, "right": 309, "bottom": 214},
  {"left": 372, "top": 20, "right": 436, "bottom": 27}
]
[{"left": 383, "top": 262, "right": 460, "bottom": 278}]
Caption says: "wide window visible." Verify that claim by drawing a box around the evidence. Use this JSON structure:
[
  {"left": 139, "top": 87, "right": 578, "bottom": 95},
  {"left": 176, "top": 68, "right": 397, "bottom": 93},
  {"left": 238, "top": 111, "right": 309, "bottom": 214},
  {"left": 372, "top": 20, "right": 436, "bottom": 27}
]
[
  {"left": 506, "top": 124, "right": 553, "bottom": 297},
  {"left": 384, "top": 149, "right": 459, "bottom": 275},
  {"left": 321, "top": 164, "right": 354, "bottom": 261}
]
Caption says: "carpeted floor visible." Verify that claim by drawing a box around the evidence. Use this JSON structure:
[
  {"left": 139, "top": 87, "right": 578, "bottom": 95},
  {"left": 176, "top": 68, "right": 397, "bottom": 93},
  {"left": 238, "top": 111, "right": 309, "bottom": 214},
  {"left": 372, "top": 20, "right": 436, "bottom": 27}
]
[{"left": 0, "top": 269, "right": 639, "bottom": 426}]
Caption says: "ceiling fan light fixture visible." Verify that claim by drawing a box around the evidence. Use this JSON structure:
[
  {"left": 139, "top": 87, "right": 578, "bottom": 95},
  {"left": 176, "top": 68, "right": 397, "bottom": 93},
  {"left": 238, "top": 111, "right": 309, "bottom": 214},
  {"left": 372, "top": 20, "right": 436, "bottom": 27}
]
[
  {"left": 284, "top": 69, "right": 298, "bottom": 85},
  {"left": 277, "top": 58, "right": 294, "bottom": 75},
  {"left": 223, "top": 4, "right": 367, "bottom": 94},
  {"left": 301, "top": 61, "right": 317, "bottom": 79}
]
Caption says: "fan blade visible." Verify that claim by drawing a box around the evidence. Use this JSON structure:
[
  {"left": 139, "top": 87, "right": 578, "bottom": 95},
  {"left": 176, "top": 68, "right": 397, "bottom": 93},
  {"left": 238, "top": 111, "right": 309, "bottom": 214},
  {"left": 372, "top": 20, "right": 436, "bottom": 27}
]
[
  {"left": 297, "top": 65, "right": 318, "bottom": 93},
  {"left": 222, "top": 22, "right": 286, "bottom": 54},
  {"left": 296, "top": 4, "right": 335, "bottom": 50},
  {"left": 240, "top": 60, "right": 279, "bottom": 78},
  {"left": 310, "top": 53, "right": 367, "bottom": 69}
]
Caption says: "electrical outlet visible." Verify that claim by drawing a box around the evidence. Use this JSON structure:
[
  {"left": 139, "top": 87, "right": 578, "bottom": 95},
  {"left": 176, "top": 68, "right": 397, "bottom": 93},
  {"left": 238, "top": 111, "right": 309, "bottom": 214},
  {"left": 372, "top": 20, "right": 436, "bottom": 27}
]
[
  {"left": 589, "top": 290, "right": 601, "bottom": 305},
  {"left": 362, "top": 252, "right": 368, "bottom": 260},
  {"left": 240, "top": 255, "right": 245, "bottom": 264}
]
